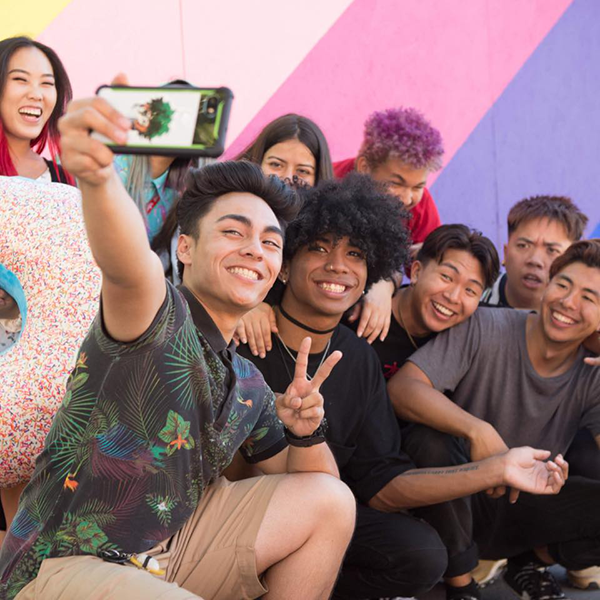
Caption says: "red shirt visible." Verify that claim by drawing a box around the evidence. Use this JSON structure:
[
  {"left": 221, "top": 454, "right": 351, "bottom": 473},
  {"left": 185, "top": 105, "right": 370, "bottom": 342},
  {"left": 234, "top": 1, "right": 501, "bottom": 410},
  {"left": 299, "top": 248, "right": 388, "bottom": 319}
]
[{"left": 333, "top": 157, "right": 441, "bottom": 244}]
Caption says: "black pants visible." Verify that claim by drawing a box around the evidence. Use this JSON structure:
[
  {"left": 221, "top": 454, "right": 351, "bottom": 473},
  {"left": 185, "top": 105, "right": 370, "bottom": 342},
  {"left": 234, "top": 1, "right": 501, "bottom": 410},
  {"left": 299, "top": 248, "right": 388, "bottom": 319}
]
[
  {"left": 403, "top": 424, "right": 600, "bottom": 577},
  {"left": 565, "top": 428, "right": 600, "bottom": 480},
  {"left": 332, "top": 503, "right": 448, "bottom": 599}
]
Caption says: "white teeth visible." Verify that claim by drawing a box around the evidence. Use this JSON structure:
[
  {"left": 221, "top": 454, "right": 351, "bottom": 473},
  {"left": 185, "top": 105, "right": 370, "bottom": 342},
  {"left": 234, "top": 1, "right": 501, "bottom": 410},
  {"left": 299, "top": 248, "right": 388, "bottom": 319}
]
[
  {"left": 552, "top": 311, "right": 575, "bottom": 325},
  {"left": 228, "top": 267, "right": 259, "bottom": 281},
  {"left": 19, "top": 108, "right": 42, "bottom": 117},
  {"left": 432, "top": 301, "right": 453, "bottom": 316},
  {"left": 318, "top": 282, "right": 346, "bottom": 293}
]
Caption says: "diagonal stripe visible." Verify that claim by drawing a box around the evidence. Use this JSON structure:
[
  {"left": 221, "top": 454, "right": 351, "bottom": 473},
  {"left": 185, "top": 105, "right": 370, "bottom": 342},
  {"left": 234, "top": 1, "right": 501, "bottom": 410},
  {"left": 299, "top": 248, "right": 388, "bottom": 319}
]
[
  {"left": 37, "top": 0, "right": 352, "bottom": 145},
  {"left": 0, "top": 0, "right": 73, "bottom": 40},
  {"left": 432, "top": 0, "right": 600, "bottom": 247},
  {"left": 225, "top": 0, "right": 572, "bottom": 177}
]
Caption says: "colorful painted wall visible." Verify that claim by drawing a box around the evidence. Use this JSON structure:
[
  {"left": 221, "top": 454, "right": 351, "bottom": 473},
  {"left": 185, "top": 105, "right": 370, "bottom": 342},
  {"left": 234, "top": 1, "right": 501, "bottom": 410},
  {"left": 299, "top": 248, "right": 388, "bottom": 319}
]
[{"left": 4, "top": 0, "right": 599, "bottom": 248}]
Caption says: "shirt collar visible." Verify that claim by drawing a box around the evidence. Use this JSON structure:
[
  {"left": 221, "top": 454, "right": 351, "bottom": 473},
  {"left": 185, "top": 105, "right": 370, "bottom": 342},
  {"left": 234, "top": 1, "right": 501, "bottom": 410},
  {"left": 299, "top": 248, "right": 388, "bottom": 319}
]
[{"left": 178, "top": 285, "right": 230, "bottom": 353}]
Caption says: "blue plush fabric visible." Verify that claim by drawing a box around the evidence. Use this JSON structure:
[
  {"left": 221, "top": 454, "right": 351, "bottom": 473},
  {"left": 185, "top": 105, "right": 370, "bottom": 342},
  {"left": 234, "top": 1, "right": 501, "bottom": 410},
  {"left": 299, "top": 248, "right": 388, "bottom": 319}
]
[{"left": 0, "top": 262, "right": 26, "bottom": 351}]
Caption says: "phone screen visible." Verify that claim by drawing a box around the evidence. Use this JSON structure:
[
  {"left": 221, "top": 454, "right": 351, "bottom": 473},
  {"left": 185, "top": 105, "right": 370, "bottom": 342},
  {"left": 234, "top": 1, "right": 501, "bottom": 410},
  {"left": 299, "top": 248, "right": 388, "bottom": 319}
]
[{"left": 94, "top": 86, "right": 232, "bottom": 157}]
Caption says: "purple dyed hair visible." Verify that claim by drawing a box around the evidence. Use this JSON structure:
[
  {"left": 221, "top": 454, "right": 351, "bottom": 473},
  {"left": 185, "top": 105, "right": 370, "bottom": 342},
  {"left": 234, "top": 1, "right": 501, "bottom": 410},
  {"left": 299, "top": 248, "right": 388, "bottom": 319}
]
[{"left": 359, "top": 107, "right": 444, "bottom": 171}]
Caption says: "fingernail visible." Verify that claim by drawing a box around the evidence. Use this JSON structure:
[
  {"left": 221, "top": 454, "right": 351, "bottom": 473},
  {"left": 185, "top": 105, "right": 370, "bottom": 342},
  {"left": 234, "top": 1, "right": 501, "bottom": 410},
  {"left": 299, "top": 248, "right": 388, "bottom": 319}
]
[
  {"left": 118, "top": 116, "right": 131, "bottom": 129},
  {"left": 260, "top": 353, "right": 265, "bottom": 359},
  {"left": 241, "top": 338, "right": 247, "bottom": 344},
  {"left": 357, "top": 330, "right": 363, "bottom": 337},
  {"left": 115, "top": 130, "right": 128, "bottom": 143}
]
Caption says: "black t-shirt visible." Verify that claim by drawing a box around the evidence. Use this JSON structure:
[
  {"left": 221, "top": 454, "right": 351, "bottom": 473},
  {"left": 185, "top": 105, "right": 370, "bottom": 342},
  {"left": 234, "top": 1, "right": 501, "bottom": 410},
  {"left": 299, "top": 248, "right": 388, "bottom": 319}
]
[
  {"left": 239, "top": 325, "right": 414, "bottom": 504},
  {"left": 363, "top": 313, "right": 434, "bottom": 381}
]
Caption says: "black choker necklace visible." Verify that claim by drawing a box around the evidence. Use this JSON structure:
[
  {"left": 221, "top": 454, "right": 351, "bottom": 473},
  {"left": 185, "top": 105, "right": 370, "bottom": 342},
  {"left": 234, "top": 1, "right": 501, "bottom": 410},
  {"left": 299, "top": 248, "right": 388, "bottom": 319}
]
[{"left": 278, "top": 304, "right": 338, "bottom": 335}]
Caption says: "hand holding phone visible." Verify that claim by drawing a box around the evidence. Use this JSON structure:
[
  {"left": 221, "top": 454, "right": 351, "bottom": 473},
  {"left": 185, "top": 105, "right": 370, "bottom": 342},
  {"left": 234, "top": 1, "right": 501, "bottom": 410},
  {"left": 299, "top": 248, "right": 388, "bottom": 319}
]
[{"left": 93, "top": 84, "right": 233, "bottom": 158}]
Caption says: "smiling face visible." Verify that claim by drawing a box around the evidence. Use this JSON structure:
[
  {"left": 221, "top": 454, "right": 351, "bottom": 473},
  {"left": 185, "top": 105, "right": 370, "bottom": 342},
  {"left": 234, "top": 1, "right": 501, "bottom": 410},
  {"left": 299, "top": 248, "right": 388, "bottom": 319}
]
[
  {"left": 261, "top": 138, "right": 316, "bottom": 186},
  {"left": 177, "top": 192, "right": 284, "bottom": 317},
  {"left": 503, "top": 217, "right": 572, "bottom": 310},
  {"left": 0, "top": 46, "right": 57, "bottom": 144},
  {"left": 0, "top": 287, "right": 20, "bottom": 320},
  {"left": 410, "top": 249, "right": 485, "bottom": 334},
  {"left": 282, "top": 235, "right": 367, "bottom": 323},
  {"left": 357, "top": 155, "right": 429, "bottom": 210},
  {"left": 540, "top": 261, "right": 600, "bottom": 344}
]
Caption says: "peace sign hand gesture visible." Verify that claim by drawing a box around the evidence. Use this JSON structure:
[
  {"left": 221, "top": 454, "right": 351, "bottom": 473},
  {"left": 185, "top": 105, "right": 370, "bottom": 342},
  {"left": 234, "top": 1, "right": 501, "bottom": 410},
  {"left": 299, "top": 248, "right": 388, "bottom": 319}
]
[{"left": 276, "top": 337, "right": 343, "bottom": 437}]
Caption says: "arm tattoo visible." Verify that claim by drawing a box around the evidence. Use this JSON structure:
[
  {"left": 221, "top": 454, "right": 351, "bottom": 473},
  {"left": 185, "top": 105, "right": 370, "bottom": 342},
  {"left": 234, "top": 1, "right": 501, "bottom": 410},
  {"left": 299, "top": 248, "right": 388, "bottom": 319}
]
[{"left": 401, "top": 464, "right": 480, "bottom": 476}]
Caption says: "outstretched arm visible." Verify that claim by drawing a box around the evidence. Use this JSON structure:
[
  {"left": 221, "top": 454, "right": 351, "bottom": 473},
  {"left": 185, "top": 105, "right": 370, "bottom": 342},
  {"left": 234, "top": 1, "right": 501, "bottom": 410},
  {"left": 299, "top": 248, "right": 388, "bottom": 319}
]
[
  {"left": 59, "top": 97, "right": 166, "bottom": 342},
  {"left": 370, "top": 448, "right": 568, "bottom": 511}
]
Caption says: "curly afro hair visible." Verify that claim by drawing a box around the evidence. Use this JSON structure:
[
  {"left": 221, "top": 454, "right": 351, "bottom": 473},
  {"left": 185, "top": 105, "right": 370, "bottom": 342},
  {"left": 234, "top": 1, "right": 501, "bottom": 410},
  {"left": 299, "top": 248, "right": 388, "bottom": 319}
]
[
  {"left": 359, "top": 107, "right": 444, "bottom": 171},
  {"left": 284, "top": 173, "right": 411, "bottom": 291}
]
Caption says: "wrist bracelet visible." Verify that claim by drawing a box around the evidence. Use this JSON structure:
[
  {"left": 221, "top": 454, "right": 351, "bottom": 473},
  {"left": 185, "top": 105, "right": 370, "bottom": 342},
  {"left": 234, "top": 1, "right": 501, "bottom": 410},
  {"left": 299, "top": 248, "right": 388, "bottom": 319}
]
[{"left": 285, "top": 420, "right": 327, "bottom": 448}]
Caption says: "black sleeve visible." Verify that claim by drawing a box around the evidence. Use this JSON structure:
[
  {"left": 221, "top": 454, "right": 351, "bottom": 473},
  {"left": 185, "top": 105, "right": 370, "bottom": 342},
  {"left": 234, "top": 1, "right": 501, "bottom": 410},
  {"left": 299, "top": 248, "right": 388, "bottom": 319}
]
[{"left": 339, "top": 352, "right": 415, "bottom": 504}]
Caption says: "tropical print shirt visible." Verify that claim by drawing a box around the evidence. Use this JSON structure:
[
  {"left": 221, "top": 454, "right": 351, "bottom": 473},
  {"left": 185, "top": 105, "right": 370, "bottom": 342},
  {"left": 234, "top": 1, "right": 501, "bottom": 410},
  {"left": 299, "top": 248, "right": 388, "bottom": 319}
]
[
  {"left": 114, "top": 155, "right": 177, "bottom": 241},
  {"left": 0, "top": 282, "right": 286, "bottom": 599}
]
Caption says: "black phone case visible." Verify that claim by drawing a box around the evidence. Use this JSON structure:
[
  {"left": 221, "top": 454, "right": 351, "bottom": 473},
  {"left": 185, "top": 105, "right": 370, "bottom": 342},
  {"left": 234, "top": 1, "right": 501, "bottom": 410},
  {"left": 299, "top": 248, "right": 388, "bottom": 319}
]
[{"left": 95, "top": 85, "right": 234, "bottom": 158}]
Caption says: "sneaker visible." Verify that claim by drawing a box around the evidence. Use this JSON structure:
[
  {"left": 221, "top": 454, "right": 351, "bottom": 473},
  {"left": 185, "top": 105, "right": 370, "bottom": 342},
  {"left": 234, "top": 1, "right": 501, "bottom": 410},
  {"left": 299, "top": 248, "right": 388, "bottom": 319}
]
[
  {"left": 567, "top": 566, "right": 600, "bottom": 590},
  {"left": 504, "top": 562, "right": 568, "bottom": 600},
  {"left": 472, "top": 559, "right": 508, "bottom": 587}
]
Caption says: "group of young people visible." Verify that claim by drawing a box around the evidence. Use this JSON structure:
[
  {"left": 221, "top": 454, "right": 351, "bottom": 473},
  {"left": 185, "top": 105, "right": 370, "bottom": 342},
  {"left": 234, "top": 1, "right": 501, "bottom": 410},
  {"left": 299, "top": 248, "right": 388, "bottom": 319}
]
[{"left": 0, "top": 34, "right": 599, "bottom": 600}]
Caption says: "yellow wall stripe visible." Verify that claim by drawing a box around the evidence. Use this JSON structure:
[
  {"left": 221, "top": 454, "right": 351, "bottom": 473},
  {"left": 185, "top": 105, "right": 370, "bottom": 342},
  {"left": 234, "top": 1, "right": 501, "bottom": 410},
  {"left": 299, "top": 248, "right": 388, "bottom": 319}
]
[{"left": 0, "top": 0, "right": 73, "bottom": 41}]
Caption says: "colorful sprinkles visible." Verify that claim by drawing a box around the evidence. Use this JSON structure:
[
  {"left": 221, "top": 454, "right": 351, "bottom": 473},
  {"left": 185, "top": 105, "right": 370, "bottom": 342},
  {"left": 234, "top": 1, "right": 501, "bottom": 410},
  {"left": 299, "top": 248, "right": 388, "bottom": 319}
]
[{"left": 0, "top": 177, "right": 101, "bottom": 487}]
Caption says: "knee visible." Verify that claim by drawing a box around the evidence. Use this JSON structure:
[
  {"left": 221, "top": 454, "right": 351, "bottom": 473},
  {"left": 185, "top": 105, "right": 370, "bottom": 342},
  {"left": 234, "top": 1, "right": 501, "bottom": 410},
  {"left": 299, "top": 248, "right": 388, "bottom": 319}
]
[
  {"left": 299, "top": 473, "right": 356, "bottom": 538},
  {"left": 386, "top": 518, "right": 447, "bottom": 594},
  {"left": 401, "top": 531, "right": 447, "bottom": 594}
]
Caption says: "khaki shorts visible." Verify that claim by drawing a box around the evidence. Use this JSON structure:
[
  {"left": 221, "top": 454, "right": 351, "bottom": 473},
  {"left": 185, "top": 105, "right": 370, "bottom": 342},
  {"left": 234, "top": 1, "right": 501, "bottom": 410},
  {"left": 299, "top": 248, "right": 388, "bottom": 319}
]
[{"left": 16, "top": 475, "right": 283, "bottom": 600}]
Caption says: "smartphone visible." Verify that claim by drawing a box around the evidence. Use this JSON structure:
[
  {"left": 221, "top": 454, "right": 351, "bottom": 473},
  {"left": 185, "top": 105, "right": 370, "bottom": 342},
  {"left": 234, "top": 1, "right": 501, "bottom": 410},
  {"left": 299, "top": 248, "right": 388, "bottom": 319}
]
[{"left": 94, "top": 84, "right": 233, "bottom": 157}]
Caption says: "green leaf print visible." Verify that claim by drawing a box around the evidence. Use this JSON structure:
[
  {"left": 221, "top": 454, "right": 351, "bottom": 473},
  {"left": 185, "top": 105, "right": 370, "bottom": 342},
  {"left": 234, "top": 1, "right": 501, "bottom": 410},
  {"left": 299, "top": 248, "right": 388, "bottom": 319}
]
[
  {"left": 158, "top": 410, "right": 194, "bottom": 453},
  {"left": 146, "top": 494, "right": 178, "bottom": 526},
  {"left": 76, "top": 521, "right": 108, "bottom": 553},
  {"left": 242, "top": 427, "right": 269, "bottom": 453},
  {"left": 69, "top": 372, "right": 89, "bottom": 391}
]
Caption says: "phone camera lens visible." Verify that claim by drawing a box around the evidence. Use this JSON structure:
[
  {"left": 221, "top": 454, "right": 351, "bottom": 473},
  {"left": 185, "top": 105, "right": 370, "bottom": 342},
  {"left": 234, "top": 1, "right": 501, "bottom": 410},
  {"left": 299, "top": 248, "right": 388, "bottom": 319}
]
[{"left": 206, "top": 96, "right": 219, "bottom": 116}]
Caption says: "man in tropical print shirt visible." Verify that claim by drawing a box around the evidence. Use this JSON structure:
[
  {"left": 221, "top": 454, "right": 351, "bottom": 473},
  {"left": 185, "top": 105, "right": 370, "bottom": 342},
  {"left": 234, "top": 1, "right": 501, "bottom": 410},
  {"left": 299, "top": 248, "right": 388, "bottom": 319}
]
[{"left": 0, "top": 97, "right": 355, "bottom": 600}]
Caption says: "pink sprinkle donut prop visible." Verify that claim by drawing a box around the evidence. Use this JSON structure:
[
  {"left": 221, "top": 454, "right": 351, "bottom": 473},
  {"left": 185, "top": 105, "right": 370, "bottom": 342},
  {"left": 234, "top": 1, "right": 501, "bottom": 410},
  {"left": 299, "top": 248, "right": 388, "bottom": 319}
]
[{"left": 0, "top": 177, "right": 101, "bottom": 487}]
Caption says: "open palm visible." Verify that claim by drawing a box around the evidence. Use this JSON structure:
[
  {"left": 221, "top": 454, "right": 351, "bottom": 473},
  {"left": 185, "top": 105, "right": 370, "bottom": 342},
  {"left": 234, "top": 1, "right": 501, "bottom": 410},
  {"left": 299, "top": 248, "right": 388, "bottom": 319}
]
[{"left": 503, "top": 447, "right": 568, "bottom": 503}]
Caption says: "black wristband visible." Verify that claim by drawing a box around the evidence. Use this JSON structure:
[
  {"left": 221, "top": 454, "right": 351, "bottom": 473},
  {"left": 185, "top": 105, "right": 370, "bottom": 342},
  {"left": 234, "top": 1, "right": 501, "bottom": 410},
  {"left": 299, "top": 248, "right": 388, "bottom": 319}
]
[{"left": 285, "top": 421, "right": 327, "bottom": 448}]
